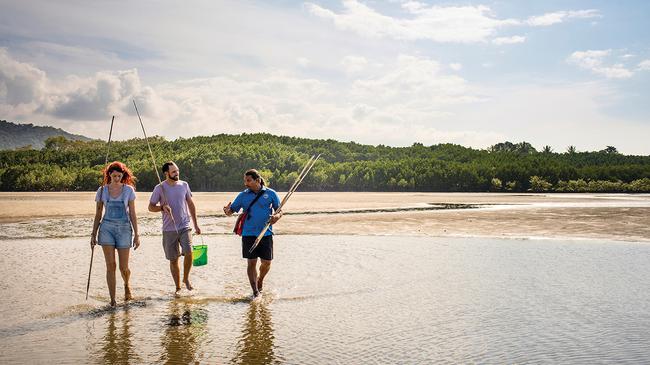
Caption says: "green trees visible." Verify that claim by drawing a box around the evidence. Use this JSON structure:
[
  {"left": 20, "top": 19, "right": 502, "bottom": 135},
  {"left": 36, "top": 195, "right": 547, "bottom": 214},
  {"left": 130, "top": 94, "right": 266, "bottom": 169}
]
[
  {"left": 1, "top": 135, "right": 649, "bottom": 192},
  {"left": 602, "top": 146, "right": 619, "bottom": 154},
  {"left": 490, "top": 178, "right": 502, "bottom": 192},
  {"left": 529, "top": 176, "right": 552, "bottom": 192},
  {"left": 488, "top": 141, "right": 537, "bottom": 154}
]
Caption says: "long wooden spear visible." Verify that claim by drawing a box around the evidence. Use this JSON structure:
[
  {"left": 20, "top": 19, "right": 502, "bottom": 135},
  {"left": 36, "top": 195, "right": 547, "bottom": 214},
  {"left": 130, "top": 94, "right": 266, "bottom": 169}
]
[
  {"left": 133, "top": 100, "right": 178, "bottom": 233},
  {"left": 86, "top": 115, "right": 115, "bottom": 300},
  {"left": 249, "top": 154, "right": 320, "bottom": 253}
]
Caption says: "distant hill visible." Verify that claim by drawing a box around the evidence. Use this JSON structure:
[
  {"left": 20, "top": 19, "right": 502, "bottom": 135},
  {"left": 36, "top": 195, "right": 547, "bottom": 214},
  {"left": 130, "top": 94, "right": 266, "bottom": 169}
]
[{"left": 0, "top": 120, "right": 92, "bottom": 150}]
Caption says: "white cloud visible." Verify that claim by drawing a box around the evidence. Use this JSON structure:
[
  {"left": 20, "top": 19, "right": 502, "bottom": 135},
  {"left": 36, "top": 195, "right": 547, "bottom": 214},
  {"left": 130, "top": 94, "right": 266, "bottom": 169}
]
[
  {"left": 18, "top": 42, "right": 126, "bottom": 75},
  {"left": 567, "top": 50, "right": 633, "bottom": 79},
  {"left": 307, "top": 1, "right": 597, "bottom": 44},
  {"left": 526, "top": 9, "right": 601, "bottom": 27},
  {"left": 351, "top": 103, "right": 377, "bottom": 119},
  {"left": 341, "top": 55, "right": 369, "bottom": 74},
  {"left": 306, "top": 1, "right": 519, "bottom": 43},
  {"left": 297, "top": 57, "right": 311, "bottom": 68},
  {"left": 3, "top": 46, "right": 649, "bottom": 153},
  {"left": 47, "top": 69, "right": 146, "bottom": 120},
  {"left": 597, "top": 65, "right": 633, "bottom": 79},
  {"left": 1, "top": 1, "right": 353, "bottom": 84},
  {"left": 492, "top": 35, "right": 526, "bottom": 45},
  {"left": 0, "top": 48, "right": 48, "bottom": 105},
  {"left": 2, "top": 1, "right": 648, "bottom": 154},
  {"left": 0, "top": 48, "right": 174, "bottom": 135},
  {"left": 350, "top": 55, "right": 481, "bottom": 107},
  {"left": 401, "top": 1, "right": 427, "bottom": 13},
  {"left": 637, "top": 60, "right": 650, "bottom": 71},
  {"left": 1, "top": 49, "right": 492, "bottom": 146}
]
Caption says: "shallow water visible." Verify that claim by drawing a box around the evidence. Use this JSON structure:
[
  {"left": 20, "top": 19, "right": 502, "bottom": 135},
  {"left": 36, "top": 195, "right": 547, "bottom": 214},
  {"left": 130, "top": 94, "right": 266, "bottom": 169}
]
[
  {"left": 1, "top": 235, "right": 649, "bottom": 364},
  {"left": 0, "top": 203, "right": 483, "bottom": 240}
]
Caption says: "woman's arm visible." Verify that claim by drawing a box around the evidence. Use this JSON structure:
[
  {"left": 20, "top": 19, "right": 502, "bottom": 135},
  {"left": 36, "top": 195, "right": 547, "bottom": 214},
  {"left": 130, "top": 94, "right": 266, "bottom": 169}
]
[
  {"left": 91, "top": 201, "right": 103, "bottom": 247},
  {"left": 128, "top": 200, "right": 140, "bottom": 249}
]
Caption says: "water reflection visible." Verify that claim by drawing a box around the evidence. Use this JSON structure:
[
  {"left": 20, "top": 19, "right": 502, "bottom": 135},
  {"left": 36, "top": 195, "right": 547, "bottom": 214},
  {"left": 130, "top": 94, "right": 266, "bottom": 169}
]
[
  {"left": 159, "top": 300, "right": 208, "bottom": 364},
  {"left": 232, "top": 301, "right": 278, "bottom": 365},
  {"left": 96, "top": 309, "right": 140, "bottom": 365}
]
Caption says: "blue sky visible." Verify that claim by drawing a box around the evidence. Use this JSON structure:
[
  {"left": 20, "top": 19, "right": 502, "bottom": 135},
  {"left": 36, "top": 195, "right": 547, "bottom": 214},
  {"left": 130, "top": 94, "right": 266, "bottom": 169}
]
[{"left": 1, "top": 0, "right": 649, "bottom": 153}]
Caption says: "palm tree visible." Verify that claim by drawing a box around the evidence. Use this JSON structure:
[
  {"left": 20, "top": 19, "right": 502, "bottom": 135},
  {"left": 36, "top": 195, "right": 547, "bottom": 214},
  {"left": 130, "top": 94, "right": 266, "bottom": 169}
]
[
  {"left": 566, "top": 145, "right": 577, "bottom": 154},
  {"left": 515, "top": 142, "right": 537, "bottom": 154},
  {"left": 542, "top": 145, "right": 553, "bottom": 154},
  {"left": 603, "top": 146, "right": 619, "bottom": 154},
  {"left": 488, "top": 141, "right": 515, "bottom": 153}
]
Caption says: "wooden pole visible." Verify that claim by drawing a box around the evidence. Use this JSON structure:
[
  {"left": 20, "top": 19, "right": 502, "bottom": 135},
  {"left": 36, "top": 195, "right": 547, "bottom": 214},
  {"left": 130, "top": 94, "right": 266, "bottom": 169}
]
[
  {"left": 133, "top": 100, "right": 179, "bottom": 234},
  {"left": 249, "top": 154, "right": 320, "bottom": 253},
  {"left": 86, "top": 115, "right": 115, "bottom": 300}
]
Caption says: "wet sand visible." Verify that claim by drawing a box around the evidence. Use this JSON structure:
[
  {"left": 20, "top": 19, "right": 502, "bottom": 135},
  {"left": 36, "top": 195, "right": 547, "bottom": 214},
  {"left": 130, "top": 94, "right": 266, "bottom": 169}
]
[{"left": 1, "top": 192, "right": 649, "bottom": 241}]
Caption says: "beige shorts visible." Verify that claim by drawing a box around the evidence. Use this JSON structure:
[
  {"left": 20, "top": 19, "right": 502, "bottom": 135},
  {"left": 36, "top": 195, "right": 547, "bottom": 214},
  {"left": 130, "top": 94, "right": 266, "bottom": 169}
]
[{"left": 162, "top": 228, "right": 192, "bottom": 260}]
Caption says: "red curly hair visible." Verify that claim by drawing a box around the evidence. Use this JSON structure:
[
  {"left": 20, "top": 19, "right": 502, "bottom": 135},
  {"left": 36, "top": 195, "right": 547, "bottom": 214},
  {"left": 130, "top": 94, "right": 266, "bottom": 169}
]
[{"left": 102, "top": 161, "right": 136, "bottom": 187}]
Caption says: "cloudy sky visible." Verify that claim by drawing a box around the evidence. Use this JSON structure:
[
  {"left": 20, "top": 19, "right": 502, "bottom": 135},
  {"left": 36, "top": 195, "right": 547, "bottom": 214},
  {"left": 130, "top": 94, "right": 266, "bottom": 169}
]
[{"left": 1, "top": 0, "right": 649, "bottom": 154}]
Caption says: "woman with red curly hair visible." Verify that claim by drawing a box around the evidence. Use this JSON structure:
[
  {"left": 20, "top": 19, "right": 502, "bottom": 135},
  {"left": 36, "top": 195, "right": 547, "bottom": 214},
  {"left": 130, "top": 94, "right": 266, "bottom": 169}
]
[{"left": 90, "top": 161, "right": 140, "bottom": 306}]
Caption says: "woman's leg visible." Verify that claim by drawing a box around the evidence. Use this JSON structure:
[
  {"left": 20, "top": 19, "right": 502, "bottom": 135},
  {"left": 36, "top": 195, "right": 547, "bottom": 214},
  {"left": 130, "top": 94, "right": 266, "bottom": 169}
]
[
  {"left": 101, "top": 245, "right": 117, "bottom": 306},
  {"left": 117, "top": 248, "right": 132, "bottom": 300}
]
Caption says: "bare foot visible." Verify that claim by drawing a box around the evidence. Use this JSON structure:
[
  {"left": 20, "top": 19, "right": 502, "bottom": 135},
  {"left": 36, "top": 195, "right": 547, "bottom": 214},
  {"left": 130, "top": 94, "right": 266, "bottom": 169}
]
[
  {"left": 251, "top": 291, "right": 261, "bottom": 300},
  {"left": 183, "top": 279, "right": 194, "bottom": 291},
  {"left": 124, "top": 286, "right": 133, "bottom": 301},
  {"left": 110, "top": 299, "right": 117, "bottom": 307},
  {"left": 174, "top": 287, "right": 182, "bottom": 297}
]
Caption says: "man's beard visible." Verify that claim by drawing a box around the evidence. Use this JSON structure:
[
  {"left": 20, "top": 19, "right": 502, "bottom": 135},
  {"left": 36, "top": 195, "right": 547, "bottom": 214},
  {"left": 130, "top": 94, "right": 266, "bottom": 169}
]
[{"left": 170, "top": 175, "right": 179, "bottom": 181}]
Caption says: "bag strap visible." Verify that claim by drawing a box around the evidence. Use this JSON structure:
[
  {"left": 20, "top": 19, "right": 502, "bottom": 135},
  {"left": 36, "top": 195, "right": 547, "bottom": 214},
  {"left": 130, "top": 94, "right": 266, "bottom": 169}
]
[{"left": 244, "top": 189, "right": 265, "bottom": 215}]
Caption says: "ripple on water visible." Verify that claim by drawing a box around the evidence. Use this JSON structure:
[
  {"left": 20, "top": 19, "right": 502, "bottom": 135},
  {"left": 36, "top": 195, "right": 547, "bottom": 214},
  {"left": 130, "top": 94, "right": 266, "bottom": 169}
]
[{"left": 1, "top": 235, "right": 650, "bottom": 363}]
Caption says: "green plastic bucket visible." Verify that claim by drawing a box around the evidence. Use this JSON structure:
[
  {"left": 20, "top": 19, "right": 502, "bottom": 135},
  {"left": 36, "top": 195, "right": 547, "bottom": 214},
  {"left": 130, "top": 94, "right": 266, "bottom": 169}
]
[{"left": 192, "top": 245, "right": 208, "bottom": 266}]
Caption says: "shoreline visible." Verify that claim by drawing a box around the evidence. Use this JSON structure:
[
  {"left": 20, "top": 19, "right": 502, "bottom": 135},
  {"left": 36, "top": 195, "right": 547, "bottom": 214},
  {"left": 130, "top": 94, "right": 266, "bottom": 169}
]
[
  {"left": 1, "top": 192, "right": 649, "bottom": 242},
  {"left": 3, "top": 231, "right": 648, "bottom": 244}
]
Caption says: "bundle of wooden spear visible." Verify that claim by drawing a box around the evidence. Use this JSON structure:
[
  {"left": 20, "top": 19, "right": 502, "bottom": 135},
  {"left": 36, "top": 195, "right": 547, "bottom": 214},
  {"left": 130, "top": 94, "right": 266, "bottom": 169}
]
[{"left": 249, "top": 154, "right": 321, "bottom": 253}]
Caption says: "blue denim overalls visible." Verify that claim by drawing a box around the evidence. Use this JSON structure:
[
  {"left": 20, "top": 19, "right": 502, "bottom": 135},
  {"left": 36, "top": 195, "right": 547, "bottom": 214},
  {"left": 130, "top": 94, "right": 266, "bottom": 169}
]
[{"left": 98, "top": 185, "right": 133, "bottom": 248}]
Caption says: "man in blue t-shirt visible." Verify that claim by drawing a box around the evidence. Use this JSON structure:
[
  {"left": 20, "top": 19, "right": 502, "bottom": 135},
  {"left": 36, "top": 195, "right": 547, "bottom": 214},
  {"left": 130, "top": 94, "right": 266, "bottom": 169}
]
[{"left": 224, "top": 169, "right": 282, "bottom": 298}]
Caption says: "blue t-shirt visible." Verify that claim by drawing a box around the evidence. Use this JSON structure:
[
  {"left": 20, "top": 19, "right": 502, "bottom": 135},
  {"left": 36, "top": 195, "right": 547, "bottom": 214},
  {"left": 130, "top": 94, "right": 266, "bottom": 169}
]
[
  {"left": 95, "top": 184, "right": 135, "bottom": 222},
  {"left": 95, "top": 184, "right": 135, "bottom": 208},
  {"left": 231, "top": 187, "right": 280, "bottom": 237}
]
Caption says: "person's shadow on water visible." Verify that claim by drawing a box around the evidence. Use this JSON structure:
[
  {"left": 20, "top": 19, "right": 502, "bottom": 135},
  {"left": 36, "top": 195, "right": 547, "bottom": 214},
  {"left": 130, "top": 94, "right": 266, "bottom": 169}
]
[
  {"left": 95, "top": 308, "right": 140, "bottom": 365},
  {"left": 232, "top": 300, "right": 279, "bottom": 365},
  {"left": 159, "top": 300, "right": 208, "bottom": 364}
]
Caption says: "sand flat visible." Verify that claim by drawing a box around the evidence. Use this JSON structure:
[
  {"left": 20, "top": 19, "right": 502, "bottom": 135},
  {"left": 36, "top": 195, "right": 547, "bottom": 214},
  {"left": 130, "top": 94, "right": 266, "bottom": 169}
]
[{"left": 1, "top": 192, "right": 649, "bottom": 241}]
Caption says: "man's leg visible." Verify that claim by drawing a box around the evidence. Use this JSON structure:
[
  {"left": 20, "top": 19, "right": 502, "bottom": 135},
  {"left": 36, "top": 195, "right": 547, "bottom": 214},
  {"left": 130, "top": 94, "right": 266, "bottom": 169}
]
[
  {"left": 170, "top": 257, "right": 181, "bottom": 295},
  {"left": 183, "top": 253, "right": 193, "bottom": 290},
  {"left": 101, "top": 246, "right": 117, "bottom": 306},
  {"left": 117, "top": 248, "right": 132, "bottom": 300},
  {"left": 247, "top": 258, "right": 259, "bottom": 296},
  {"left": 257, "top": 259, "right": 272, "bottom": 292},
  {"left": 181, "top": 230, "right": 193, "bottom": 290}
]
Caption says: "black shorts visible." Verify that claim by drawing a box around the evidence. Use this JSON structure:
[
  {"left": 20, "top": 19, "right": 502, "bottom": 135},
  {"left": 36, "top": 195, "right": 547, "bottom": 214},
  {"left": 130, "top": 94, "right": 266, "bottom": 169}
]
[{"left": 242, "top": 235, "right": 273, "bottom": 260}]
